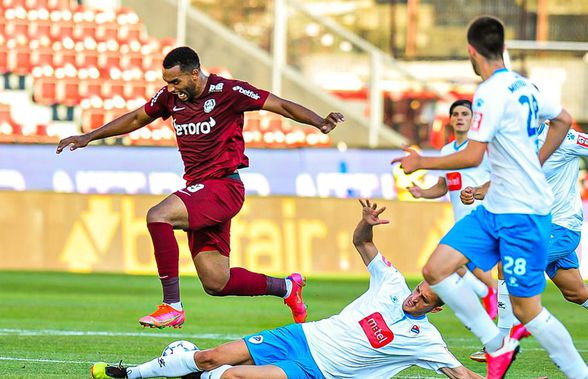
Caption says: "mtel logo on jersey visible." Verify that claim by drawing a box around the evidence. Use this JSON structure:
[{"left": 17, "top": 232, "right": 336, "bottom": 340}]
[
  {"left": 445, "top": 172, "right": 463, "bottom": 191},
  {"left": 358, "top": 312, "right": 394, "bottom": 348},
  {"left": 577, "top": 135, "right": 588, "bottom": 148},
  {"left": 232, "top": 85, "right": 260, "bottom": 100},
  {"left": 173, "top": 117, "right": 216, "bottom": 136}
]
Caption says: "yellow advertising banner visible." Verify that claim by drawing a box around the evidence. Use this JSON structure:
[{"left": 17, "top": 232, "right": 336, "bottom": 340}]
[{"left": 0, "top": 192, "right": 454, "bottom": 276}]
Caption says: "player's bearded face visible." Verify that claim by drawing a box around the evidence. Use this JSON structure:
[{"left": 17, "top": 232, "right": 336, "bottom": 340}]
[{"left": 163, "top": 66, "right": 198, "bottom": 102}]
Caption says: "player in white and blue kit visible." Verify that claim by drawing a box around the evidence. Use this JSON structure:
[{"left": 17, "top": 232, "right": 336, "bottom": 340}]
[
  {"left": 407, "top": 99, "right": 497, "bottom": 320},
  {"left": 539, "top": 123, "right": 588, "bottom": 305},
  {"left": 392, "top": 16, "right": 587, "bottom": 379},
  {"left": 91, "top": 200, "right": 483, "bottom": 379},
  {"left": 461, "top": 122, "right": 588, "bottom": 364},
  {"left": 465, "top": 123, "right": 588, "bottom": 313}
]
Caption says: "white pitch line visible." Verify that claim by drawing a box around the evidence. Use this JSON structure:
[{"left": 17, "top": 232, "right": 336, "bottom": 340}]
[
  {"left": 0, "top": 328, "right": 586, "bottom": 354},
  {"left": 0, "top": 356, "right": 444, "bottom": 379},
  {"left": 0, "top": 356, "right": 106, "bottom": 365},
  {"left": 0, "top": 328, "right": 240, "bottom": 340}
]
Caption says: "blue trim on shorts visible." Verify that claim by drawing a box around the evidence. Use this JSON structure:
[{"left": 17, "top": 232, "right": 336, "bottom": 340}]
[
  {"left": 244, "top": 324, "right": 325, "bottom": 379},
  {"left": 440, "top": 206, "right": 551, "bottom": 297},
  {"left": 545, "top": 224, "right": 581, "bottom": 279}
]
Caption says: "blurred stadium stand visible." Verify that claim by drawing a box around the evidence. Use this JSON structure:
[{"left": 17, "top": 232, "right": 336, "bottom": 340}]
[
  {"left": 1, "top": 0, "right": 587, "bottom": 149},
  {"left": 0, "top": 0, "right": 332, "bottom": 147}
]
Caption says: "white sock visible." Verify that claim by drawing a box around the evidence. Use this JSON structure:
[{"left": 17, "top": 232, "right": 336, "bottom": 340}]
[
  {"left": 497, "top": 279, "right": 518, "bottom": 339},
  {"left": 525, "top": 308, "right": 588, "bottom": 379},
  {"left": 582, "top": 298, "right": 588, "bottom": 310},
  {"left": 430, "top": 273, "right": 502, "bottom": 351},
  {"left": 169, "top": 302, "right": 183, "bottom": 311},
  {"left": 201, "top": 365, "right": 232, "bottom": 379},
  {"left": 283, "top": 278, "right": 293, "bottom": 298},
  {"left": 128, "top": 351, "right": 199, "bottom": 378},
  {"left": 461, "top": 270, "right": 489, "bottom": 298}
]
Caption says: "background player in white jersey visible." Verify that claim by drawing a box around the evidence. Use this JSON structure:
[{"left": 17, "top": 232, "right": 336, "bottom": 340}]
[
  {"left": 461, "top": 121, "right": 588, "bottom": 364},
  {"left": 392, "top": 16, "right": 587, "bottom": 379},
  {"left": 463, "top": 121, "right": 588, "bottom": 353},
  {"left": 407, "top": 99, "right": 497, "bottom": 321},
  {"left": 91, "top": 199, "right": 483, "bottom": 379}
]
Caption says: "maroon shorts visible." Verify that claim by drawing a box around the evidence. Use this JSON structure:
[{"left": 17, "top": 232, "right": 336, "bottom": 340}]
[{"left": 174, "top": 175, "right": 245, "bottom": 258}]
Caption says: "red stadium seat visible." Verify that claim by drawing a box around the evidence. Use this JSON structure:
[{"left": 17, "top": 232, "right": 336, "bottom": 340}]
[
  {"left": 30, "top": 46, "right": 53, "bottom": 67},
  {"left": 56, "top": 78, "right": 80, "bottom": 106},
  {"left": 33, "top": 76, "right": 58, "bottom": 105},
  {"left": 9, "top": 47, "right": 32, "bottom": 74},
  {"left": 0, "top": 46, "right": 8, "bottom": 73},
  {"left": 98, "top": 51, "right": 120, "bottom": 70},
  {"left": 125, "top": 80, "right": 146, "bottom": 99}
]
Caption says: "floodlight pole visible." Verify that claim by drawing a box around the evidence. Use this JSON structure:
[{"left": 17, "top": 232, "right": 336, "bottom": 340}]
[
  {"left": 176, "top": 0, "right": 188, "bottom": 46},
  {"left": 368, "top": 51, "right": 383, "bottom": 148},
  {"left": 272, "top": 0, "right": 287, "bottom": 96}
]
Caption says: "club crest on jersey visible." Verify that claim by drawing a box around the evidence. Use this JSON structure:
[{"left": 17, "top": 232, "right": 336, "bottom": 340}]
[
  {"left": 209, "top": 83, "right": 224, "bottom": 93},
  {"left": 204, "top": 99, "right": 216, "bottom": 113},
  {"left": 248, "top": 335, "right": 263, "bottom": 344},
  {"left": 410, "top": 325, "right": 420, "bottom": 335}
]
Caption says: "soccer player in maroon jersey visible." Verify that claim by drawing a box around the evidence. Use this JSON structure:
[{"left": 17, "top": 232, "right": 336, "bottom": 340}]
[{"left": 56, "top": 46, "right": 344, "bottom": 328}]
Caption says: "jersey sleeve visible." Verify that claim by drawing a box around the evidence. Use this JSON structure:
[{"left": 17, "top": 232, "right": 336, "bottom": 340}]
[
  {"left": 467, "top": 86, "right": 502, "bottom": 143},
  {"left": 228, "top": 80, "right": 270, "bottom": 113},
  {"left": 415, "top": 342, "right": 463, "bottom": 373},
  {"left": 536, "top": 91, "right": 563, "bottom": 121},
  {"left": 366, "top": 252, "right": 406, "bottom": 290},
  {"left": 144, "top": 87, "right": 172, "bottom": 120}
]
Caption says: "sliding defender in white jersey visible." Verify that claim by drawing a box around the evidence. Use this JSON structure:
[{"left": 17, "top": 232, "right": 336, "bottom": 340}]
[
  {"left": 407, "top": 99, "right": 497, "bottom": 321},
  {"left": 91, "top": 199, "right": 482, "bottom": 379},
  {"left": 392, "top": 16, "right": 587, "bottom": 379}
]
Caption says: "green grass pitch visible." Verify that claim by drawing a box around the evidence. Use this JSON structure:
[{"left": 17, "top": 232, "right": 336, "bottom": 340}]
[{"left": 0, "top": 271, "right": 586, "bottom": 378}]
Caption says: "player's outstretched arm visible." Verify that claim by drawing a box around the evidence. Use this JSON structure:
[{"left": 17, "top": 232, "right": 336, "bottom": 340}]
[
  {"left": 440, "top": 365, "right": 483, "bottom": 378},
  {"left": 539, "top": 108, "right": 572, "bottom": 164},
  {"left": 391, "top": 141, "right": 487, "bottom": 174},
  {"left": 408, "top": 177, "right": 448, "bottom": 199},
  {"left": 56, "top": 106, "right": 154, "bottom": 154},
  {"left": 261, "top": 93, "right": 344, "bottom": 134},
  {"left": 352, "top": 199, "right": 390, "bottom": 266}
]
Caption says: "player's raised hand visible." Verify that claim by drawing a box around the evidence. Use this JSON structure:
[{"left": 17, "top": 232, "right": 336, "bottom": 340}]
[
  {"left": 390, "top": 146, "right": 422, "bottom": 174},
  {"left": 318, "top": 112, "right": 345, "bottom": 134},
  {"left": 406, "top": 182, "right": 423, "bottom": 198},
  {"left": 56, "top": 134, "right": 92, "bottom": 154},
  {"left": 460, "top": 186, "right": 475, "bottom": 205},
  {"left": 358, "top": 198, "right": 389, "bottom": 226}
]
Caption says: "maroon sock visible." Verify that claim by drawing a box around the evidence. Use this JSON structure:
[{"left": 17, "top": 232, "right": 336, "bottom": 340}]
[
  {"left": 266, "top": 276, "right": 287, "bottom": 297},
  {"left": 147, "top": 222, "right": 180, "bottom": 304},
  {"left": 217, "top": 267, "right": 269, "bottom": 296}
]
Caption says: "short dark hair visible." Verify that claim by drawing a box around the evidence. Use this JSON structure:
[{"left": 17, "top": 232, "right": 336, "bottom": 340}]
[
  {"left": 449, "top": 99, "right": 472, "bottom": 116},
  {"left": 435, "top": 296, "right": 445, "bottom": 307},
  {"left": 467, "top": 16, "right": 505, "bottom": 60},
  {"left": 163, "top": 46, "right": 201, "bottom": 72}
]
